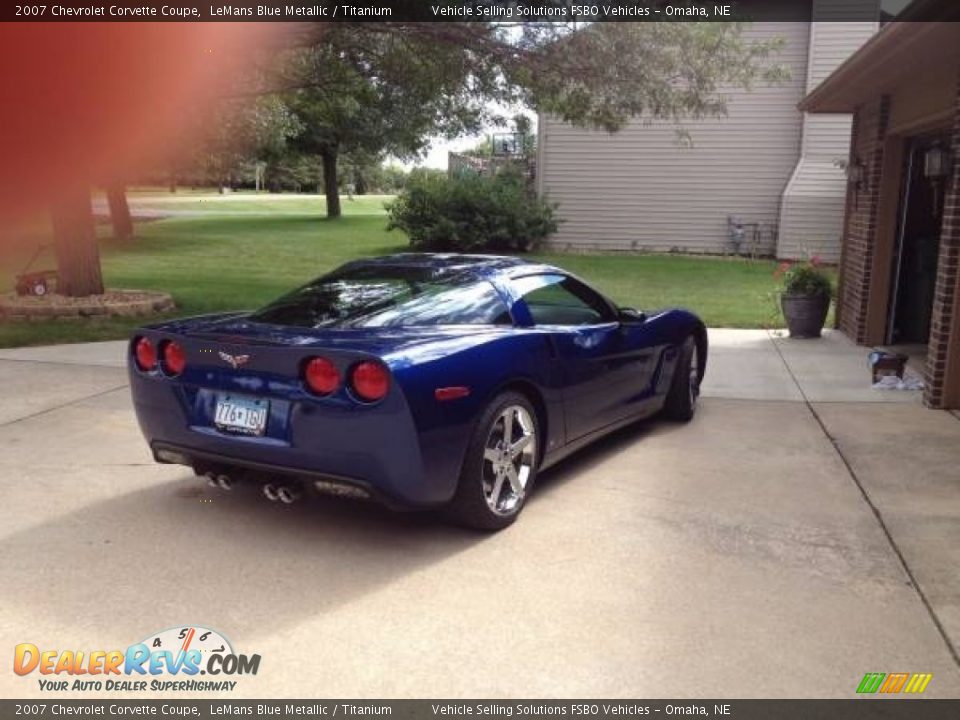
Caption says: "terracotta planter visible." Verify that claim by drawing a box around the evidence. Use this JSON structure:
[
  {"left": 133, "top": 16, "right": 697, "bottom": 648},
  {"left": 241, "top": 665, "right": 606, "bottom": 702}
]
[{"left": 781, "top": 294, "right": 830, "bottom": 339}]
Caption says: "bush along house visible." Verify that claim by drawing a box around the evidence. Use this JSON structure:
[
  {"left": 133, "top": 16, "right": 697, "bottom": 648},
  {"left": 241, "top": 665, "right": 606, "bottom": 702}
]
[{"left": 800, "top": 4, "right": 960, "bottom": 409}]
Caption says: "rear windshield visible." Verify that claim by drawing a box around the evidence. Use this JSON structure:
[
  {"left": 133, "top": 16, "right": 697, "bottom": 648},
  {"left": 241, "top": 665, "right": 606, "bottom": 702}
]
[{"left": 249, "top": 265, "right": 512, "bottom": 328}]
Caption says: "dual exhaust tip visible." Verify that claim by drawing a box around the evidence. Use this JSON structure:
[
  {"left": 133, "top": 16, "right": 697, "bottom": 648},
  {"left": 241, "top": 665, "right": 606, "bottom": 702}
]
[
  {"left": 262, "top": 482, "right": 302, "bottom": 505},
  {"left": 204, "top": 471, "right": 301, "bottom": 504},
  {"left": 205, "top": 472, "right": 234, "bottom": 491}
]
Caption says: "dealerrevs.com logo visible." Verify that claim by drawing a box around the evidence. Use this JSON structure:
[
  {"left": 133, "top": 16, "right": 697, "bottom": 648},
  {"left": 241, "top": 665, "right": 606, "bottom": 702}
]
[{"left": 13, "top": 626, "right": 260, "bottom": 693}]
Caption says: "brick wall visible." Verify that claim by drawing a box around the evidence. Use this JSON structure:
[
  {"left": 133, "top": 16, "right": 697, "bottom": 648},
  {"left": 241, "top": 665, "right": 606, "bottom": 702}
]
[
  {"left": 833, "top": 112, "right": 855, "bottom": 330},
  {"left": 924, "top": 73, "right": 960, "bottom": 409},
  {"left": 837, "top": 96, "right": 890, "bottom": 343}
]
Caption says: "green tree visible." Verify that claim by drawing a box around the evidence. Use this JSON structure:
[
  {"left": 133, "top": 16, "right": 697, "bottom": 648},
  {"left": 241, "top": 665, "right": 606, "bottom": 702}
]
[
  {"left": 339, "top": 150, "right": 385, "bottom": 196},
  {"left": 463, "top": 136, "right": 495, "bottom": 160},
  {"left": 196, "top": 95, "right": 301, "bottom": 191},
  {"left": 105, "top": 181, "right": 134, "bottom": 243},
  {"left": 48, "top": 21, "right": 785, "bottom": 295},
  {"left": 279, "top": 26, "right": 498, "bottom": 218},
  {"left": 279, "top": 21, "right": 783, "bottom": 218},
  {"left": 511, "top": 22, "right": 787, "bottom": 131},
  {"left": 380, "top": 163, "right": 410, "bottom": 194}
]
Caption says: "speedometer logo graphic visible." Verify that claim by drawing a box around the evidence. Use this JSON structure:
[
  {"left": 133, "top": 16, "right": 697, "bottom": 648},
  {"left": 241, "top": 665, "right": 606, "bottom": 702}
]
[{"left": 141, "top": 625, "right": 234, "bottom": 662}]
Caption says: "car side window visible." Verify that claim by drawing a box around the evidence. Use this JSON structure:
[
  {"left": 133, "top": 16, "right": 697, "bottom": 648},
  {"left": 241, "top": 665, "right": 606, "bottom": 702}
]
[{"left": 514, "top": 274, "right": 615, "bottom": 326}]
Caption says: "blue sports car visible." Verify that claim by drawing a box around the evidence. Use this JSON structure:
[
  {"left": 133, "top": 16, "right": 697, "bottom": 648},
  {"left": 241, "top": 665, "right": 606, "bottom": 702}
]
[{"left": 129, "top": 254, "right": 706, "bottom": 530}]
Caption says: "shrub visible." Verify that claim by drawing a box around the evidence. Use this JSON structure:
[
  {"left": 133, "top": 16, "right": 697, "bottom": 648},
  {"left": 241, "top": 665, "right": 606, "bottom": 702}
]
[
  {"left": 386, "top": 170, "right": 559, "bottom": 253},
  {"left": 774, "top": 256, "right": 833, "bottom": 298}
]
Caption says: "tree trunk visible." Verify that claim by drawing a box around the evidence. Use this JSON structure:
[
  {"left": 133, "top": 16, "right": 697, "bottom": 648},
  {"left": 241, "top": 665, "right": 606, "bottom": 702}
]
[
  {"left": 321, "top": 150, "right": 341, "bottom": 219},
  {"left": 106, "top": 183, "right": 133, "bottom": 242},
  {"left": 51, "top": 184, "right": 104, "bottom": 297}
]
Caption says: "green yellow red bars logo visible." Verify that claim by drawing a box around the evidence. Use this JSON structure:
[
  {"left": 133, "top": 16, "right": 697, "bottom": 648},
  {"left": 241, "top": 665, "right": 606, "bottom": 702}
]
[{"left": 856, "top": 672, "right": 933, "bottom": 694}]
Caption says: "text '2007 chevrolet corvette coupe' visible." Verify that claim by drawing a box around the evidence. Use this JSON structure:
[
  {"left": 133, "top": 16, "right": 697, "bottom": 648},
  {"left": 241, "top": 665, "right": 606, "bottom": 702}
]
[{"left": 129, "top": 254, "right": 707, "bottom": 530}]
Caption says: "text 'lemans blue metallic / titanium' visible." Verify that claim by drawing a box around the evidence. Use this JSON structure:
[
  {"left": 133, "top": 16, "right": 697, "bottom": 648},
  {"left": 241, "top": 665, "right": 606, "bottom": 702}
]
[{"left": 128, "top": 253, "right": 707, "bottom": 529}]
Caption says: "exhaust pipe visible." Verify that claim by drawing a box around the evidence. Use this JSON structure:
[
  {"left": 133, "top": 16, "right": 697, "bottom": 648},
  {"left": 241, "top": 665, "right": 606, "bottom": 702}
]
[
  {"left": 216, "top": 474, "right": 234, "bottom": 491},
  {"left": 262, "top": 483, "right": 279, "bottom": 502},
  {"left": 277, "top": 485, "right": 302, "bottom": 505}
]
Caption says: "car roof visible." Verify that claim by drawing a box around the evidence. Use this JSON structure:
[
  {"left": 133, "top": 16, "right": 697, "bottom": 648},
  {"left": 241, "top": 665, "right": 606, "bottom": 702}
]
[{"left": 339, "top": 253, "right": 565, "bottom": 280}]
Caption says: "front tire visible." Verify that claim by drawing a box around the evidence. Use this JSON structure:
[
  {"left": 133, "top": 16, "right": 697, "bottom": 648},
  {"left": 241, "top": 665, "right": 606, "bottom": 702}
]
[
  {"left": 445, "top": 392, "right": 539, "bottom": 531},
  {"left": 663, "top": 335, "right": 700, "bottom": 422}
]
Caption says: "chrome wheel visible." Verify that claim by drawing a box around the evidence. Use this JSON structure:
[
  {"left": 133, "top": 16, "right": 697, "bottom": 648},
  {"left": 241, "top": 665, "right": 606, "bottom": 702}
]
[
  {"left": 482, "top": 405, "right": 537, "bottom": 517},
  {"left": 688, "top": 342, "right": 700, "bottom": 408}
]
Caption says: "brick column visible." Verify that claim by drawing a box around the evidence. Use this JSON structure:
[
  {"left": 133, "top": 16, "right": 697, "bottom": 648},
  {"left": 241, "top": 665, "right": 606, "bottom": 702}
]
[
  {"left": 837, "top": 95, "right": 890, "bottom": 344},
  {"left": 924, "top": 73, "right": 960, "bottom": 408},
  {"left": 834, "top": 109, "right": 858, "bottom": 330}
]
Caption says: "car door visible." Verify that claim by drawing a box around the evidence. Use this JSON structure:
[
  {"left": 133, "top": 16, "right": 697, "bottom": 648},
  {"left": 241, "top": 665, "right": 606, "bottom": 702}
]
[{"left": 511, "top": 273, "right": 655, "bottom": 443}]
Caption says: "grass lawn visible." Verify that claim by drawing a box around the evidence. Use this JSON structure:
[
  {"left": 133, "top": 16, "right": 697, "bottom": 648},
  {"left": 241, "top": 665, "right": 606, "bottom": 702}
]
[
  {"left": 0, "top": 193, "right": 794, "bottom": 348},
  {"left": 104, "top": 192, "right": 394, "bottom": 216}
]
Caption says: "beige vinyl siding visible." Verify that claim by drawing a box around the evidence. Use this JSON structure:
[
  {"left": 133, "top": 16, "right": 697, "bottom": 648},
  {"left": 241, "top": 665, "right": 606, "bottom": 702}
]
[
  {"left": 777, "top": 16, "right": 878, "bottom": 261},
  {"left": 538, "top": 22, "right": 811, "bottom": 255}
]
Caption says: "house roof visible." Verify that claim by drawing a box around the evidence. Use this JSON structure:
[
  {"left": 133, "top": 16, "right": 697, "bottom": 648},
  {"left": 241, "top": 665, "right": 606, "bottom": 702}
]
[{"left": 800, "top": 10, "right": 960, "bottom": 113}]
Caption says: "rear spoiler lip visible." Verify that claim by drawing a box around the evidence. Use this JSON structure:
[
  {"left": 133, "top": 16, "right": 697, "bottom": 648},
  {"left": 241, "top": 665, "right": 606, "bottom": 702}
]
[
  {"left": 137, "top": 310, "right": 251, "bottom": 333},
  {"left": 184, "top": 331, "right": 291, "bottom": 347}
]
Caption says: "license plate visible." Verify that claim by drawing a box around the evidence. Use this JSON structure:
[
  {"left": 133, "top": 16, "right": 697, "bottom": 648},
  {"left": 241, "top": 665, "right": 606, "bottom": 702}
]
[{"left": 214, "top": 395, "right": 269, "bottom": 436}]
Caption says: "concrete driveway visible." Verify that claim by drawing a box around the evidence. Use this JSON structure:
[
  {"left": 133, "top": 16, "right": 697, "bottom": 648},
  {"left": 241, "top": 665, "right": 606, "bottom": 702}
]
[{"left": 1, "top": 330, "right": 959, "bottom": 698}]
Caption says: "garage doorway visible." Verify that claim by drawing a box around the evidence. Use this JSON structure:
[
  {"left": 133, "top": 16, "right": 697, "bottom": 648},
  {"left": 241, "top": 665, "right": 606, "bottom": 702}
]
[{"left": 886, "top": 133, "right": 950, "bottom": 345}]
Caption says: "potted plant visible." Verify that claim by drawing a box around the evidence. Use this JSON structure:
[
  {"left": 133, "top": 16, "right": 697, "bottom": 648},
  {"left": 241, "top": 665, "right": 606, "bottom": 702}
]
[{"left": 775, "top": 257, "right": 833, "bottom": 338}]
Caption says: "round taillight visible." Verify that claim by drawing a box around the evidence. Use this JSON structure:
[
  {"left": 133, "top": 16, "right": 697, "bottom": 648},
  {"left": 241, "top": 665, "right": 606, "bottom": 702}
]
[
  {"left": 351, "top": 361, "right": 389, "bottom": 402},
  {"left": 134, "top": 337, "right": 157, "bottom": 372},
  {"left": 162, "top": 341, "right": 186, "bottom": 376},
  {"left": 304, "top": 357, "right": 340, "bottom": 395}
]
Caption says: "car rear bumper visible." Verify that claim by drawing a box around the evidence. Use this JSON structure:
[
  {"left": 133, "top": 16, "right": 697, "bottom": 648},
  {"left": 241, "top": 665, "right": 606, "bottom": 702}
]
[
  {"left": 130, "top": 372, "right": 453, "bottom": 509},
  {"left": 150, "top": 441, "right": 408, "bottom": 508}
]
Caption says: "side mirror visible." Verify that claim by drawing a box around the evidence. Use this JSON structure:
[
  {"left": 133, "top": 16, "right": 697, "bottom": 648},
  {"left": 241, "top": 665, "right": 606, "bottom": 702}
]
[{"left": 618, "top": 307, "right": 647, "bottom": 324}]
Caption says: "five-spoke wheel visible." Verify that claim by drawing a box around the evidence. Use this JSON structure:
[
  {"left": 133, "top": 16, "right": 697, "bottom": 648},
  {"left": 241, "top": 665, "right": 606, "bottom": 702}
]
[
  {"left": 482, "top": 405, "right": 537, "bottom": 516},
  {"left": 446, "top": 392, "right": 540, "bottom": 530}
]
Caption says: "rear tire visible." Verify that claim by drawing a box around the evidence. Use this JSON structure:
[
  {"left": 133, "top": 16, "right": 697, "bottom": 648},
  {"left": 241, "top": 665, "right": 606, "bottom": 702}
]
[
  {"left": 663, "top": 335, "right": 700, "bottom": 422},
  {"left": 445, "top": 392, "right": 539, "bottom": 531}
]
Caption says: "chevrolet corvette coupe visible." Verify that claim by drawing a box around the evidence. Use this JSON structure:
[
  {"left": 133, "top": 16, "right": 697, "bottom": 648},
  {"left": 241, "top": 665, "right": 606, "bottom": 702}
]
[{"left": 129, "top": 254, "right": 707, "bottom": 530}]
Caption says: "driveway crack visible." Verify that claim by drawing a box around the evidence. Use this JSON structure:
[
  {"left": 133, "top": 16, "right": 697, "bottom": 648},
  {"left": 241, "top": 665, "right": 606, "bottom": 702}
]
[
  {"left": 0, "top": 357, "right": 123, "bottom": 368},
  {"left": 768, "top": 331, "right": 960, "bottom": 668},
  {"left": 0, "top": 384, "right": 129, "bottom": 429}
]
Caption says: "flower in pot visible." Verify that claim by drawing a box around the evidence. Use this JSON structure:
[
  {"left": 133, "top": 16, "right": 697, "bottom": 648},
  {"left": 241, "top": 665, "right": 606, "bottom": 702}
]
[{"left": 775, "top": 257, "right": 833, "bottom": 339}]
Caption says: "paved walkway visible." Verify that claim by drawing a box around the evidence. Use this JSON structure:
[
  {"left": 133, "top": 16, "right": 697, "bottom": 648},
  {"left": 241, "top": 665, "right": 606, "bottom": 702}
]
[{"left": 0, "top": 330, "right": 958, "bottom": 698}]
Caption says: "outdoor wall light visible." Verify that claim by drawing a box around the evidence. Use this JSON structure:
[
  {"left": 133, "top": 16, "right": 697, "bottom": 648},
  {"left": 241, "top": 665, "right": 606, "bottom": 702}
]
[
  {"left": 845, "top": 158, "right": 866, "bottom": 186},
  {"left": 924, "top": 144, "right": 952, "bottom": 215},
  {"left": 923, "top": 144, "right": 951, "bottom": 180},
  {"left": 840, "top": 157, "right": 868, "bottom": 209}
]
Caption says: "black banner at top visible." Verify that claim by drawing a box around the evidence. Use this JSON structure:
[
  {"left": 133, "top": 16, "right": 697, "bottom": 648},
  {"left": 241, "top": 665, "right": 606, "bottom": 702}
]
[{"left": 6, "top": 0, "right": 960, "bottom": 23}]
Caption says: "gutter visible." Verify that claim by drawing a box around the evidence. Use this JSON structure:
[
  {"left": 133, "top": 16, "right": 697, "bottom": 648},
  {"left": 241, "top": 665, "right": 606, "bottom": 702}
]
[{"left": 798, "top": 21, "right": 912, "bottom": 113}]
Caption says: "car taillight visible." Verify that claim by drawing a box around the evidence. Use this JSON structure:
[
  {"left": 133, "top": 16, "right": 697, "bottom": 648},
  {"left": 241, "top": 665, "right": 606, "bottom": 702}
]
[
  {"left": 304, "top": 357, "right": 340, "bottom": 395},
  {"left": 134, "top": 337, "right": 157, "bottom": 371},
  {"left": 162, "top": 341, "right": 186, "bottom": 376},
  {"left": 350, "top": 361, "right": 389, "bottom": 402}
]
